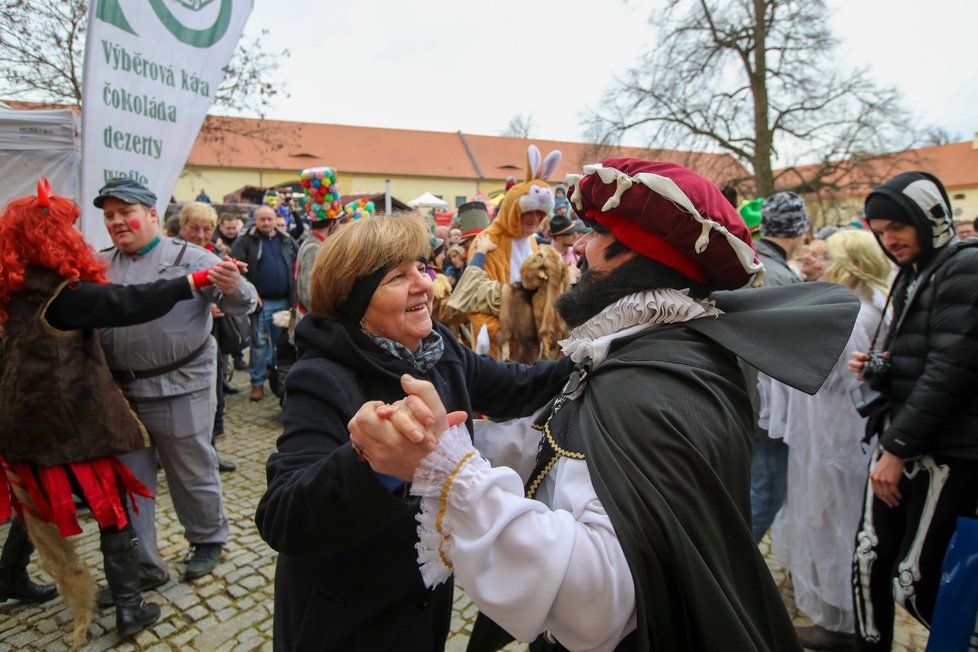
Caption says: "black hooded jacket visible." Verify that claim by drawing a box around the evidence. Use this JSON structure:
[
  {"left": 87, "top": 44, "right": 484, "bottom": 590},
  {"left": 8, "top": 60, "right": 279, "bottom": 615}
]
[
  {"left": 254, "top": 317, "right": 571, "bottom": 651},
  {"left": 866, "top": 171, "right": 978, "bottom": 460}
]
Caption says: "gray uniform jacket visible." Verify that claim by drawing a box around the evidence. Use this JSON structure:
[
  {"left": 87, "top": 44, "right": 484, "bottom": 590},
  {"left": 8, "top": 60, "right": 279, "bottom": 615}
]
[{"left": 100, "top": 237, "right": 258, "bottom": 399}]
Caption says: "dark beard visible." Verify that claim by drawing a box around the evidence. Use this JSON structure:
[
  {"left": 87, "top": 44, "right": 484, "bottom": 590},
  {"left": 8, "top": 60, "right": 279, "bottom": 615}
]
[{"left": 556, "top": 256, "right": 712, "bottom": 329}]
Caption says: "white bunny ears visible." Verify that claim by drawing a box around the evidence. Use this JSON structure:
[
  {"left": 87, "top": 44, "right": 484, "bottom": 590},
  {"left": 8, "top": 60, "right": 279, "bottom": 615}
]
[{"left": 525, "top": 144, "right": 562, "bottom": 183}]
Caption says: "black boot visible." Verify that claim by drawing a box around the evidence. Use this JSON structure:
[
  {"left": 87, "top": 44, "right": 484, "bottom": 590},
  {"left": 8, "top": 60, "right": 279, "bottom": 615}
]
[
  {"left": 100, "top": 530, "right": 161, "bottom": 637},
  {"left": 0, "top": 519, "right": 57, "bottom": 604}
]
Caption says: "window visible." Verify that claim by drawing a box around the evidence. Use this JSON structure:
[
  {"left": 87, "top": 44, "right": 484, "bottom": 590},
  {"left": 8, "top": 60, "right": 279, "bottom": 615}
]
[{"left": 455, "top": 196, "right": 466, "bottom": 207}]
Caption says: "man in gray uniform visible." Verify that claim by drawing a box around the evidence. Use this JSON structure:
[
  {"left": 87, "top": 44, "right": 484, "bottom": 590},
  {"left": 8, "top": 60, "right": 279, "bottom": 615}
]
[{"left": 95, "top": 178, "right": 258, "bottom": 589}]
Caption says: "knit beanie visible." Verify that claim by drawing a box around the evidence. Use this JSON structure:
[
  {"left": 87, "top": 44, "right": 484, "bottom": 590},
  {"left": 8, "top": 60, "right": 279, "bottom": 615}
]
[
  {"left": 864, "top": 193, "right": 914, "bottom": 225},
  {"left": 760, "top": 192, "right": 809, "bottom": 238}
]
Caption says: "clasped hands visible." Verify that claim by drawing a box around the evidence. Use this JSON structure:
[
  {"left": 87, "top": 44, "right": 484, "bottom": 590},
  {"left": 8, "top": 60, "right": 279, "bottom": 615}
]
[{"left": 348, "top": 375, "right": 467, "bottom": 482}]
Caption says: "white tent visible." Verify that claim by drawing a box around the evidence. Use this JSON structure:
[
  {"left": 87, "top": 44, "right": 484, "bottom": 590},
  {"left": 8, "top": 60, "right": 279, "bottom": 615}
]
[
  {"left": 407, "top": 191, "right": 449, "bottom": 209},
  {"left": 0, "top": 103, "right": 81, "bottom": 205}
]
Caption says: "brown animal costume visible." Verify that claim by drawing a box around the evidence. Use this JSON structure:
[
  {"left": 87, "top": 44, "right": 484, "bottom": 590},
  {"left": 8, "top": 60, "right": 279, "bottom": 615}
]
[
  {"left": 467, "top": 144, "right": 561, "bottom": 358},
  {"left": 499, "top": 245, "right": 571, "bottom": 363}
]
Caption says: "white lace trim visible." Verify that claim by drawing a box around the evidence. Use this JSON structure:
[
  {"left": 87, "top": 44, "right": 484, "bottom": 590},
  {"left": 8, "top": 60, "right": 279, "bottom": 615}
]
[
  {"left": 412, "top": 425, "right": 484, "bottom": 587},
  {"left": 559, "top": 288, "right": 721, "bottom": 366}
]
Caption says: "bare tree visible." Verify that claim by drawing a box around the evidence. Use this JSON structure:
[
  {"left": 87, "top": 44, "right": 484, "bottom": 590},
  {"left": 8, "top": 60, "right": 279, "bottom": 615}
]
[
  {"left": 0, "top": 0, "right": 288, "bottom": 157},
  {"left": 502, "top": 113, "right": 536, "bottom": 139},
  {"left": 920, "top": 126, "right": 961, "bottom": 147},
  {"left": 588, "top": 0, "right": 917, "bottom": 197}
]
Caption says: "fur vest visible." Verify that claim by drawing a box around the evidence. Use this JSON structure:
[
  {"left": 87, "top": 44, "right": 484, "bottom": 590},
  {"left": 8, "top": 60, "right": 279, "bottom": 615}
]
[{"left": 0, "top": 267, "right": 147, "bottom": 466}]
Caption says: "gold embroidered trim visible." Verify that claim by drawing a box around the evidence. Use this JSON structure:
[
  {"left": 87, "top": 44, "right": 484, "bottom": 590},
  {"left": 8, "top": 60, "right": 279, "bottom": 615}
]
[
  {"left": 435, "top": 450, "right": 477, "bottom": 569},
  {"left": 525, "top": 421, "right": 585, "bottom": 499}
]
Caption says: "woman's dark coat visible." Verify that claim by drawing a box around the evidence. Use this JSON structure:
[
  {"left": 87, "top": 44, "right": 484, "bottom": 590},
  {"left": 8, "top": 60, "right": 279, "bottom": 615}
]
[{"left": 255, "top": 317, "right": 571, "bottom": 651}]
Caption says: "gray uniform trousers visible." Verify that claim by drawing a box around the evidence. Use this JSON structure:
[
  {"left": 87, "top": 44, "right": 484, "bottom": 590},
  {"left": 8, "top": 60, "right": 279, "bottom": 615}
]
[{"left": 119, "top": 385, "right": 229, "bottom": 573}]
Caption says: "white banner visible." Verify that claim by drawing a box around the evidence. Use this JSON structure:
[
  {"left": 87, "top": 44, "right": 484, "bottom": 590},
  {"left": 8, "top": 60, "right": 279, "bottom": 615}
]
[{"left": 79, "top": 0, "right": 253, "bottom": 250}]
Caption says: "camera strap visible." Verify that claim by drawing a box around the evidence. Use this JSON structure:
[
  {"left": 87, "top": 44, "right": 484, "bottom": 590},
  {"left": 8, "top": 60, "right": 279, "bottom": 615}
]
[{"left": 869, "top": 288, "right": 892, "bottom": 350}]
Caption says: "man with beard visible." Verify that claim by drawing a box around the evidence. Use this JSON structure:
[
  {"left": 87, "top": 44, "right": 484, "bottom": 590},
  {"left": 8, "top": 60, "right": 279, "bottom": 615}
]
[
  {"left": 349, "top": 159, "right": 860, "bottom": 651},
  {"left": 849, "top": 172, "right": 978, "bottom": 651}
]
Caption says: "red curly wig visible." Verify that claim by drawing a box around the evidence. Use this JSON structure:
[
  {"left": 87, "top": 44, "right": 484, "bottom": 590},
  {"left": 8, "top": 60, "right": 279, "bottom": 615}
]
[{"left": 0, "top": 194, "right": 108, "bottom": 324}]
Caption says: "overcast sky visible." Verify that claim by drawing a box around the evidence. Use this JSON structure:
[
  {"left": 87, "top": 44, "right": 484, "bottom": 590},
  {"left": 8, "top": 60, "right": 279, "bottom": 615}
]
[{"left": 247, "top": 0, "right": 976, "bottom": 146}]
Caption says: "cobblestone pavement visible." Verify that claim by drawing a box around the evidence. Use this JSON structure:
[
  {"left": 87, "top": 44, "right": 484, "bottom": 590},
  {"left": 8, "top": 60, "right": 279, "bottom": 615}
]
[{"left": 0, "top": 370, "right": 930, "bottom": 651}]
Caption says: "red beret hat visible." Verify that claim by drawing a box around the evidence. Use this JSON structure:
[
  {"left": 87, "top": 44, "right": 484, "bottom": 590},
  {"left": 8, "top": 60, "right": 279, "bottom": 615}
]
[{"left": 566, "top": 158, "right": 764, "bottom": 290}]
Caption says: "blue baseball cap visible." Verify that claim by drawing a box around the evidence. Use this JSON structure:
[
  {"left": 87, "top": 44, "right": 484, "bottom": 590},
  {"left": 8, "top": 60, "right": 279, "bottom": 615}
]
[{"left": 93, "top": 178, "right": 158, "bottom": 208}]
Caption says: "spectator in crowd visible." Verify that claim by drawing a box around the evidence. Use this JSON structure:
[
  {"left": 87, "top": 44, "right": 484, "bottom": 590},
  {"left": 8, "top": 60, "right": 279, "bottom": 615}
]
[
  {"left": 953, "top": 218, "right": 975, "bottom": 239},
  {"left": 163, "top": 213, "right": 181, "bottom": 237},
  {"left": 799, "top": 236, "right": 831, "bottom": 281},
  {"left": 254, "top": 215, "right": 571, "bottom": 651},
  {"left": 0, "top": 187, "right": 234, "bottom": 639},
  {"left": 214, "top": 212, "right": 242, "bottom": 256},
  {"left": 294, "top": 203, "right": 345, "bottom": 322},
  {"left": 850, "top": 171, "right": 978, "bottom": 651},
  {"left": 738, "top": 197, "right": 764, "bottom": 240},
  {"left": 232, "top": 205, "right": 298, "bottom": 402},
  {"left": 434, "top": 224, "right": 450, "bottom": 243},
  {"left": 749, "top": 191, "right": 810, "bottom": 545},
  {"left": 195, "top": 189, "right": 211, "bottom": 203},
  {"left": 456, "top": 201, "right": 491, "bottom": 250},
  {"left": 547, "top": 213, "right": 588, "bottom": 269},
  {"left": 774, "top": 229, "right": 892, "bottom": 650},
  {"left": 95, "top": 178, "right": 257, "bottom": 587},
  {"left": 178, "top": 202, "right": 239, "bottom": 474},
  {"left": 349, "top": 159, "right": 858, "bottom": 651},
  {"left": 448, "top": 228, "right": 462, "bottom": 246},
  {"left": 442, "top": 245, "right": 467, "bottom": 286},
  {"left": 552, "top": 182, "right": 571, "bottom": 215},
  {"left": 214, "top": 212, "right": 247, "bottom": 370}
]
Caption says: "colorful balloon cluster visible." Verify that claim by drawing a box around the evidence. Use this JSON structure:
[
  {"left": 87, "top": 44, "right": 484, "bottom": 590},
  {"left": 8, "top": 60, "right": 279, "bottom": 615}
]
[
  {"left": 344, "top": 197, "right": 376, "bottom": 220},
  {"left": 298, "top": 167, "right": 342, "bottom": 221}
]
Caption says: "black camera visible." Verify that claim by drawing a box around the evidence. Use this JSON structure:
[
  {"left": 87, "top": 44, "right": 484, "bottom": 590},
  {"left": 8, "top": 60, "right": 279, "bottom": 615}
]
[
  {"left": 861, "top": 350, "right": 890, "bottom": 383},
  {"left": 851, "top": 382, "right": 890, "bottom": 418}
]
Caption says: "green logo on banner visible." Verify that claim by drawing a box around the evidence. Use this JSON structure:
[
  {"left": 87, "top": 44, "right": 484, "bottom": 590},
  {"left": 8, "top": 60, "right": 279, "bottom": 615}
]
[
  {"left": 95, "top": 0, "right": 137, "bottom": 36},
  {"left": 95, "top": 0, "right": 232, "bottom": 48}
]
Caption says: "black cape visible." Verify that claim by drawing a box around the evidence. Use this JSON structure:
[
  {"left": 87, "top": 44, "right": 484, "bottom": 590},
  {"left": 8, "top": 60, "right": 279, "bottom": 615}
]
[{"left": 578, "top": 282, "right": 859, "bottom": 651}]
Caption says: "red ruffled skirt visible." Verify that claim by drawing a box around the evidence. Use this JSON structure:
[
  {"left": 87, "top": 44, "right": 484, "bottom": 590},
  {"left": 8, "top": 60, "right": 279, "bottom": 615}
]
[{"left": 0, "top": 455, "right": 152, "bottom": 536}]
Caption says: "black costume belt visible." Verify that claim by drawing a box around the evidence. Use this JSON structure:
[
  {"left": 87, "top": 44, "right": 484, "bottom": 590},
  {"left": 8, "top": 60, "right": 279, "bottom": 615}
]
[{"left": 110, "top": 338, "right": 210, "bottom": 384}]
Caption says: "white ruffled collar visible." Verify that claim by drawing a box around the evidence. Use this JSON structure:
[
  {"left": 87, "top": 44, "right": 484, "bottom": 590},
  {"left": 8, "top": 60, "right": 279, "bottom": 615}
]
[{"left": 559, "top": 288, "right": 722, "bottom": 367}]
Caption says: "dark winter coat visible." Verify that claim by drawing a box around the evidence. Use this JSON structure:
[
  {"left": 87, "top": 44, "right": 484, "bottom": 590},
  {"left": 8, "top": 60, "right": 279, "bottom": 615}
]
[
  {"left": 254, "top": 317, "right": 572, "bottom": 651},
  {"left": 865, "top": 172, "right": 978, "bottom": 460},
  {"left": 231, "top": 227, "right": 298, "bottom": 298}
]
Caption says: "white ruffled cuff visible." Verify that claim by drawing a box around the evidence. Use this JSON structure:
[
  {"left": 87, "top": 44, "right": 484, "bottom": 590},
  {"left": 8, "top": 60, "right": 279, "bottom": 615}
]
[{"left": 411, "top": 424, "right": 485, "bottom": 587}]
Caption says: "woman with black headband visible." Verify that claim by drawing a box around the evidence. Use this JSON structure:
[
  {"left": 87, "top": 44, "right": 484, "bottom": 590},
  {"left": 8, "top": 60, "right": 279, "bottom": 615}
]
[{"left": 254, "top": 214, "right": 571, "bottom": 651}]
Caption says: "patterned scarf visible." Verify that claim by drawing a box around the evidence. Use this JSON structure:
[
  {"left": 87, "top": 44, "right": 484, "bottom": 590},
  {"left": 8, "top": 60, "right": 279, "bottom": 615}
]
[{"left": 365, "top": 329, "right": 445, "bottom": 374}]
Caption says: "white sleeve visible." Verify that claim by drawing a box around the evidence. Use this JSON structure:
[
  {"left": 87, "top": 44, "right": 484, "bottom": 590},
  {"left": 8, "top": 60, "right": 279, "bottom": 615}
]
[
  {"left": 472, "top": 413, "right": 544, "bottom": 482},
  {"left": 412, "top": 426, "right": 636, "bottom": 651}
]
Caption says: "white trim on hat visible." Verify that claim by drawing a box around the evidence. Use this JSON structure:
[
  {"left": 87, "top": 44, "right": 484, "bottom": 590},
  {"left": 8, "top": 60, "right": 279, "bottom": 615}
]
[{"left": 568, "top": 163, "right": 765, "bottom": 288}]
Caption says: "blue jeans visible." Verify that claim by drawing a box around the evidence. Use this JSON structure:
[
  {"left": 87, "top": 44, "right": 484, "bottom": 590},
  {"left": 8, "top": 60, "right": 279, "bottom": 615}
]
[
  {"left": 750, "top": 435, "right": 788, "bottom": 544},
  {"left": 249, "top": 298, "right": 289, "bottom": 387}
]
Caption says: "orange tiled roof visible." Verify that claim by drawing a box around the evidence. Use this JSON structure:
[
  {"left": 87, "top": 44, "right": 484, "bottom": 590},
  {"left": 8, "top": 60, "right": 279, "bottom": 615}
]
[
  {"left": 775, "top": 140, "right": 978, "bottom": 196},
  {"left": 187, "top": 115, "right": 750, "bottom": 186}
]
